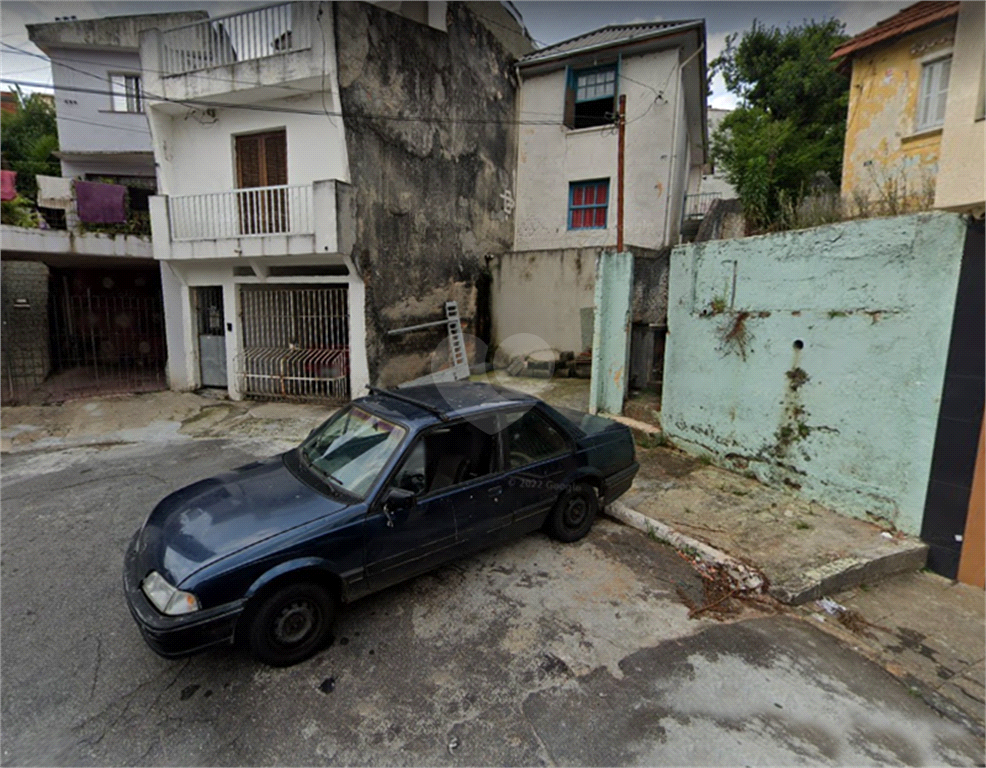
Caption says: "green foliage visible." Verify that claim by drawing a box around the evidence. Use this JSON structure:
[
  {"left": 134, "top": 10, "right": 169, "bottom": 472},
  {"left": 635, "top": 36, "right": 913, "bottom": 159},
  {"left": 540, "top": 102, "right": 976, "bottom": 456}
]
[
  {"left": 1, "top": 89, "right": 61, "bottom": 201},
  {"left": 1, "top": 195, "right": 42, "bottom": 228},
  {"left": 710, "top": 19, "right": 850, "bottom": 228}
]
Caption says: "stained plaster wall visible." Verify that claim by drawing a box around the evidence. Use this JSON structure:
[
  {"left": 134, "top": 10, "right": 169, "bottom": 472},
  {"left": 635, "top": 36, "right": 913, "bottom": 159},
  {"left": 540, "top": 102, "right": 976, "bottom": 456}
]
[
  {"left": 514, "top": 48, "right": 691, "bottom": 252},
  {"left": 840, "top": 19, "right": 956, "bottom": 208},
  {"left": 934, "top": 1, "right": 986, "bottom": 216},
  {"left": 334, "top": 2, "right": 519, "bottom": 386},
  {"left": 662, "top": 212, "right": 967, "bottom": 536},
  {"left": 490, "top": 246, "right": 667, "bottom": 360}
]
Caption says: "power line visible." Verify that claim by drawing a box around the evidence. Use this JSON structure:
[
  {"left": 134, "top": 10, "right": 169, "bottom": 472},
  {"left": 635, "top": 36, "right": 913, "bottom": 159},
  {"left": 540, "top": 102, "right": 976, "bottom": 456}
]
[
  {"left": 56, "top": 114, "right": 151, "bottom": 134},
  {"left": 2, "top": 77, "right": 564, "bottom": 127}
]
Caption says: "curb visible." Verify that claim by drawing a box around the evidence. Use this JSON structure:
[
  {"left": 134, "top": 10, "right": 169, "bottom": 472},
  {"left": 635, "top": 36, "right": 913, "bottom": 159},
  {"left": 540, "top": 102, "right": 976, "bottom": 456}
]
[{"left": 606, "top": 500, "right": 765, "bottom": 592}]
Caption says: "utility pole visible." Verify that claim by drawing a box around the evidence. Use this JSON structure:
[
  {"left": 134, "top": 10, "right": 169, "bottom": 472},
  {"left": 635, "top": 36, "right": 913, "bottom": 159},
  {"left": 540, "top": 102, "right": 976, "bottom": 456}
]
[{"left": 616, "top": 94, "right": 626, "bottom": 252}]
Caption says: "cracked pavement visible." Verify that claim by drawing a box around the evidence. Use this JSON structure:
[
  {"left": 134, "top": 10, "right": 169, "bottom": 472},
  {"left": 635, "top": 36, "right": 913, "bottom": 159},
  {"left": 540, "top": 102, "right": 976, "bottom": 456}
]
[{"left": 1, "top": 440, "right": 982, "bottom": 765}]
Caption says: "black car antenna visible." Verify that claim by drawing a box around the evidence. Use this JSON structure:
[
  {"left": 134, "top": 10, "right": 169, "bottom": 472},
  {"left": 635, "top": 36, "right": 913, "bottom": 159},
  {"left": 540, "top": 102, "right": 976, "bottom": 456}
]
[{"left": 366, "top": 385, "right": 450, "bottom": 421}]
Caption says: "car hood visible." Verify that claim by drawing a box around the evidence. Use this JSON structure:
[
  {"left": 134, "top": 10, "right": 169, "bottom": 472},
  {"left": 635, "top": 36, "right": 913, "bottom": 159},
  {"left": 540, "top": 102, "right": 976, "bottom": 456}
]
[{"left": 134, "top": 453, "right": 349, "bottom": 586}]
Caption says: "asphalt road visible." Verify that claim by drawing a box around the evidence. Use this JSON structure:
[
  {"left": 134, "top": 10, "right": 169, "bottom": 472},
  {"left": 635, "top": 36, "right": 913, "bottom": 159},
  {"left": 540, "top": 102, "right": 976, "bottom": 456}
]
[{"left": 1, "top": 439, "right": 981, "bottom": 766}]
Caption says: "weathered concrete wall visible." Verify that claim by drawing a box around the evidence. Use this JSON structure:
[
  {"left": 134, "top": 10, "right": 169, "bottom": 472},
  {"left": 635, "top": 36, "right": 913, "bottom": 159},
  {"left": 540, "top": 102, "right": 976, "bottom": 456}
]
[
  {"left": 662, "top": 212, "right": 967, "bottom": 536},
  {"left": 1, "top": 261, "right": 50, "bottom": 403},
  {"left": 335, "top": 1, "right": 519, "bottom": 386},
  {"left": 935, "top": 1, "right": 985, "bottom": 216},
  {"left": 840, "top": 19, "right": 956, "bottom": 209},
  {"left": 491, "top": 246, "right": 667, "bottom": 360}
]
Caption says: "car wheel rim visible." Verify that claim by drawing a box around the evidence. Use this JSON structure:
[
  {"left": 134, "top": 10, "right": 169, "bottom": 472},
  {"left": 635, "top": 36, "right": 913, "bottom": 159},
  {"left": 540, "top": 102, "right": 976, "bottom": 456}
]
[
  {"left": 273, "top": 600, "right": 319, "bottom": 646},
  {"left": 564, "top": 497, "right": 588, "bottom": 528}
]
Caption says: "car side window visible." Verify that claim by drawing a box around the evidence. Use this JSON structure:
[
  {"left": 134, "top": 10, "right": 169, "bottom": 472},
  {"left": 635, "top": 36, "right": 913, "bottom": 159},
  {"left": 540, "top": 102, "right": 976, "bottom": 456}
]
[
  {"left": 391, "top": 440, "right": 427, "bottom": 495},
  {"left": 502, "top": 408, "right": 569, "bottom": 469},
  {"left": 389, "top": 417, "right": 499, "bottom": 497}
]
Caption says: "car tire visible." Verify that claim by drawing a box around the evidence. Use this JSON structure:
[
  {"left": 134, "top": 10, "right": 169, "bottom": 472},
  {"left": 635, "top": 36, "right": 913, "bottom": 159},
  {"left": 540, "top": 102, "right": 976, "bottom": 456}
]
[
  {"left": 544, "top": 482, "right": 598, "bottom": 543},
  {"left": 247, "top": 582, "right": 335, "bottom": 667}
]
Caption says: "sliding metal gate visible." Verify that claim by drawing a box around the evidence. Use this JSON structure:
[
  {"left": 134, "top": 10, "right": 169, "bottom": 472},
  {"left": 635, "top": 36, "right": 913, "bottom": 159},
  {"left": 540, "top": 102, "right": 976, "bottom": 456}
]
[{"left": 237, "top": 285, "right": 350, "bottom": 402}]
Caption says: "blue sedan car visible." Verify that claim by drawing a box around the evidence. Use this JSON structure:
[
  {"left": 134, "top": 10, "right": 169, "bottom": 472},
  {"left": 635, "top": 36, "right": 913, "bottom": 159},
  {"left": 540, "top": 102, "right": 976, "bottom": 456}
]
[{"left": 123, "top": 382, "right": 639, "bottom": 666}]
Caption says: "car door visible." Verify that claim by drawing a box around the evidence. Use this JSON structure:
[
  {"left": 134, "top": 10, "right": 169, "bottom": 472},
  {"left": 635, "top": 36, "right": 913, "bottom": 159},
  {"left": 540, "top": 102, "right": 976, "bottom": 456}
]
[
  {"left": 498, "top": 405, "right": 577, "bottom": 536},
  {"left": 363, "top": 417, "right": 502, "bottom": 590}
]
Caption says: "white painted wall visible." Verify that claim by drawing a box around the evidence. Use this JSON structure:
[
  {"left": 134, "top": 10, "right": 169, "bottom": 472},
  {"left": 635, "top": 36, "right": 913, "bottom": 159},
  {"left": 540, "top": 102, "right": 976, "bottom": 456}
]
[
  {"left": 514, "top": 48, "right": 692, "bottom": 251},
  {"left": 49, "top": 48, "right": 154, "bottom": 157},
  {"left": 149, "top": 95, "right": 349, "bottom": 197},
  {"left": 160, "top": 256, "right": 369, "bottom": 400}
]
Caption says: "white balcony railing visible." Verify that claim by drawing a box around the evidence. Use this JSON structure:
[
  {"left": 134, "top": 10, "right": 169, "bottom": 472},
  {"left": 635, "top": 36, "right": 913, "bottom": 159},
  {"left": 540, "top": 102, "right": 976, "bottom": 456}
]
[
  {"left": 168, "top": 184, "right": 314, "bottom": 241},
  {"left": 160, "top": 2, "right": 309, "bottom": 77}
]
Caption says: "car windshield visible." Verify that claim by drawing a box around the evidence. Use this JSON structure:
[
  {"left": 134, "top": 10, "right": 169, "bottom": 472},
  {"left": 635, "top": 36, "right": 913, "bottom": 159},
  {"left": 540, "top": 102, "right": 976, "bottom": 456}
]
[{"left": 300, "top": 406, "right": 406, "bottom": 498}]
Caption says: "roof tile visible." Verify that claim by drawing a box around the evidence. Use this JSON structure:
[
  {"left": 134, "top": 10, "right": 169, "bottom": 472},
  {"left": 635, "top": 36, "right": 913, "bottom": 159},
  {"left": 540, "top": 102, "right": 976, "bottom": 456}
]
[{"left": 831, "top": 1, "right": 959, "bottom": 60}]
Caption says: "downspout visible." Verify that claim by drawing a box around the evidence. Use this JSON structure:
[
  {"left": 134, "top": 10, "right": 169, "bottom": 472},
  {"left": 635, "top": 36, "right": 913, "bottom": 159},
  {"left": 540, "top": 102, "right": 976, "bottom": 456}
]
[{"left": 662, "top": 41, "right": 705, "bottom": 247}]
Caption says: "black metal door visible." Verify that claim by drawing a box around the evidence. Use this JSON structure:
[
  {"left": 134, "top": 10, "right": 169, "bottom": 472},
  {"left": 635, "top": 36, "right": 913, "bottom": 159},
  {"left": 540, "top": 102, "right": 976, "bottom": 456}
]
[{"left": 921, "top": 219, "right": 985, "bottom": 577}]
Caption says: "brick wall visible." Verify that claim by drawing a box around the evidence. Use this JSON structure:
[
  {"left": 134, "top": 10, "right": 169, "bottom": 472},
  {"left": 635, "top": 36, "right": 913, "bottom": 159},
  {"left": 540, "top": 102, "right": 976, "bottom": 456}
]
[{"left": 1, "top": 261, "right": 50, "bottom": 403}]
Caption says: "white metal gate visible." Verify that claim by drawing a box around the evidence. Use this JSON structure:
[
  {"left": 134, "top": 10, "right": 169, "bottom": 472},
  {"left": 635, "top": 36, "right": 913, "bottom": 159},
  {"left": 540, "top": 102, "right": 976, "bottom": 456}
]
[{"left": 237, "top": 285, "right": 349, "bottom": 402}]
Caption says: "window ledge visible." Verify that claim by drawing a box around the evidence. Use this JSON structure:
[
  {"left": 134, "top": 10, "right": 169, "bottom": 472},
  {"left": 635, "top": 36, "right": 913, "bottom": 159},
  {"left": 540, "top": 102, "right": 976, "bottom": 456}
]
[
  {"left": 565, "top": 123, "right": 616, "bottom": 136},
  {"left": 901, "top": 126, "right": 943, "bottom": 144}
]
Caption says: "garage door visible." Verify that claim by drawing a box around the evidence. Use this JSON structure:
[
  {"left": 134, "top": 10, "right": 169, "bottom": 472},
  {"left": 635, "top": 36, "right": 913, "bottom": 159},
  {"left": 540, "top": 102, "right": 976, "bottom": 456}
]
[{"left": 237, "top": 285, "right": 350, "bottom": 402}]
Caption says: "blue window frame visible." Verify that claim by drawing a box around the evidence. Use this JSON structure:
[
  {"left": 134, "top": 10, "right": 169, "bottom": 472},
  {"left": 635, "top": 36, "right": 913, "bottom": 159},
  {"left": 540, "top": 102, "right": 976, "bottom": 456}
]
[
  {"left": 574, "top": 65, "right": 616, "bottom": 103},
  {"left": 568, "top": 180, "right": 609, "bottom": 230}
]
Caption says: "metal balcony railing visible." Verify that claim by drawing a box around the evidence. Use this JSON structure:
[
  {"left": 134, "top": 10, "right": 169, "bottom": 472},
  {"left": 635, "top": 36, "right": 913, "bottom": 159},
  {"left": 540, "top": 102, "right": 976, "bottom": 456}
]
[
  {"left": 160, "top": 2, "right": 309, "bottom": 77},
  {"left": 168, "top": 184, "right": 314, "bottom": 241},
  {"left": 684, "top": 191, "right": 722, "bottom": 220}
]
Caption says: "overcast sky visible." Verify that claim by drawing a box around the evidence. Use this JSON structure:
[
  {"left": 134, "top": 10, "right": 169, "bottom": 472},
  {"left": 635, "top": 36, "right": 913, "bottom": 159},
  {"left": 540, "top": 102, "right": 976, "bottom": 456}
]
[{"left": 1, "top": 1, "right": 909, "bottom": 109}]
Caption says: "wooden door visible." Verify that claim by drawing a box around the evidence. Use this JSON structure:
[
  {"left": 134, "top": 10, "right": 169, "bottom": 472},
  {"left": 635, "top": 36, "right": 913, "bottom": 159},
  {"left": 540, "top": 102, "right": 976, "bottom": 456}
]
[{"left": 235, "top": 129, "right": 287, "bottom": 234}]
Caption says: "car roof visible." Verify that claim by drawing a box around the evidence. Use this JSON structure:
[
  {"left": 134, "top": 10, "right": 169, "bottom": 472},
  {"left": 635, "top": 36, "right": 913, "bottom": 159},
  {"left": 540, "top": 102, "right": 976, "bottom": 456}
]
[{"left": 357, "top": 381, "right": 538, "bottom": 425}]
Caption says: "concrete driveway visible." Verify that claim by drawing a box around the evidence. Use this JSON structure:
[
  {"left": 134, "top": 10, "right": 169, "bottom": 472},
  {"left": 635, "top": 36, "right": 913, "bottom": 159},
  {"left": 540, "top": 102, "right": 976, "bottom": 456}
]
[{"left": 2, "top": 440, "right": 981, "bottom": 766}]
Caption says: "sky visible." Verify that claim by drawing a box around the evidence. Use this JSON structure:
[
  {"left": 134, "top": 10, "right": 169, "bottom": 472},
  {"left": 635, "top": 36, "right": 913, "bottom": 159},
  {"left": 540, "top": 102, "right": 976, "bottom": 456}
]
[{"left": 1, "top": 1, "right": 911, "bottom": 109}]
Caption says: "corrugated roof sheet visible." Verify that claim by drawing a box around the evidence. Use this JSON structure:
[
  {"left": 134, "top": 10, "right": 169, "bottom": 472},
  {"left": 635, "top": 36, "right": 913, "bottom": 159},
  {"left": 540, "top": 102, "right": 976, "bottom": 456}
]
[
  {"left": 520, "top": 20, "right": 701, "bottom": 64},
  {"left": 830, "top": 1, "right": 959, "bottom": 60}
]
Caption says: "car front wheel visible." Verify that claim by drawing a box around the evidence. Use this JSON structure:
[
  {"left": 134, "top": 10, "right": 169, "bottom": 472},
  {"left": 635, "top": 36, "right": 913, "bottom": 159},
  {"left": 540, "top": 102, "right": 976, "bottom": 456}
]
[
  {"left": 247, "top": 582, "right": 335, "bottom": 667},
  {"left": 544, "top": 482, "right": 598, "bottom": 542}
]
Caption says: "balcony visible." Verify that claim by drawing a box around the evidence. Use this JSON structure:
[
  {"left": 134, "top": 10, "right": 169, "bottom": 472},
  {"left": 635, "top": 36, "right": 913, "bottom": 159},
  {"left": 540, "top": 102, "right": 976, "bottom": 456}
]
[
  {"left": 169, "top": 184, "right": 313, "bottom": 240},
  {"left": 159, "top": 3, "right": 310, "bottom": 77},
  {"left": 140, "top": 2, "right": 329, "bottom": 107},
  {"left": 150, "top": 179, "right": 353, "bottom": 261}
]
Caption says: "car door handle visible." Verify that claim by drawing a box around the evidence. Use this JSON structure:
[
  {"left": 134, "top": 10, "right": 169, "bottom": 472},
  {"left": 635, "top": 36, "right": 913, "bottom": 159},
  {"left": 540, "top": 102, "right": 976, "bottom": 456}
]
[{"left": 488, "top": 486, "right": 503, "bottom": 500}]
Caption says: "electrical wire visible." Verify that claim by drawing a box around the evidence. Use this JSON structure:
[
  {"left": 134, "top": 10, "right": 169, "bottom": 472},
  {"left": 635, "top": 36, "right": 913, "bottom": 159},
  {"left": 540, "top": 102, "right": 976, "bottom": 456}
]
[
  {"left": 2, "top": 76, "right": 565, "bottom": 126},
  {"left": 56, "top": 114, "right": 151, "bottom": 134}
]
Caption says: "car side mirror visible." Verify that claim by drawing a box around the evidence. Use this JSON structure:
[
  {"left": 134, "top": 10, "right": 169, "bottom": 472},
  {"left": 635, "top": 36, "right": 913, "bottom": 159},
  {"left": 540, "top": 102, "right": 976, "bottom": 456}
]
[
  {"left": 385, "top": 487, "right": 416, "bottom": 511},
  {"left": 382, "top": 488, "right": 416, "bottom": 527}
]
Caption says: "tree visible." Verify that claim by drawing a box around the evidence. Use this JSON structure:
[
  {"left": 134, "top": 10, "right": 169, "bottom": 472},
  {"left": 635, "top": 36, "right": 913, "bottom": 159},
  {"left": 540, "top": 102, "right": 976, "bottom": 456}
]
[
  {"left": 1, "top": 89, "right": 60, "bottom": 201},
  {"left": 710, "top": 19, "right": 849, "bottom": 228}
]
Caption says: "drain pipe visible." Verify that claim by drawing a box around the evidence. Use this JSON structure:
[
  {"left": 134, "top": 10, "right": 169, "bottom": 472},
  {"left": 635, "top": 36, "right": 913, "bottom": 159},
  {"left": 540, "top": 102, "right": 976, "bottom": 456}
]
[{"left": 662, "top": 42, "right": 705, "bottom": 247}]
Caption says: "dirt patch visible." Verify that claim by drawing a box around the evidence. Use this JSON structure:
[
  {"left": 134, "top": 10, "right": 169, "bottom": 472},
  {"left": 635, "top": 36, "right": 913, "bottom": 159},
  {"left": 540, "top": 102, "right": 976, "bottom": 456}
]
[
  {"left": 622, "top": 390, "right": 661, "bottom": 429},
  {"left": 636, "top": 445, "right": 703, "bottom": 479}
]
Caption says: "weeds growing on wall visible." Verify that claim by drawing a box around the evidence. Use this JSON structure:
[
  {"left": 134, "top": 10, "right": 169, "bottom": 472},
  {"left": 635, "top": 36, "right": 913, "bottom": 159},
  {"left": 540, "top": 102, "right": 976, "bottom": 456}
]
[{"left": 716, "top": 310, "right": 751, "bottom": 360}]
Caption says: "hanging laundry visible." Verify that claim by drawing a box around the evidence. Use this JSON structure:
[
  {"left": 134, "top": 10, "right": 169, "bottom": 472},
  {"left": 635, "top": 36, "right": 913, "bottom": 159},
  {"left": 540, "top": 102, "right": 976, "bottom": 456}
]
[
  {"left": 37, "top": 174, "right": 74, "bottom": 208},
  {"left": 1, "top": 170, "right": 17, "bottom": 201},
  {"left": 75, "top": 180, "right": 127, "bottom": 223}
]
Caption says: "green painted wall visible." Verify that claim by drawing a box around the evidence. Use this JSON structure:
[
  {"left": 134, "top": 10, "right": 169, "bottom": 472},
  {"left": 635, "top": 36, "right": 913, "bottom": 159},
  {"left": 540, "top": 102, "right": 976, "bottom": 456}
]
[
  {"left": 589, "top": 251, "right": 634, "bottom": 415},
  {"left": 662, "top": 212, "right": 967, "bottom": 535}
]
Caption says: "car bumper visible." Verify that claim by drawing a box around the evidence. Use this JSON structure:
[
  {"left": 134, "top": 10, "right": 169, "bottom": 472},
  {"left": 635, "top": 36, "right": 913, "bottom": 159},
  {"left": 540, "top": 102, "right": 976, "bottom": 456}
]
[
  {"left": 123, "top": 533, "right": 246, "bottom": 659},
  {"left": 603, "top": 461, "right": 639, "bottom": 505}
]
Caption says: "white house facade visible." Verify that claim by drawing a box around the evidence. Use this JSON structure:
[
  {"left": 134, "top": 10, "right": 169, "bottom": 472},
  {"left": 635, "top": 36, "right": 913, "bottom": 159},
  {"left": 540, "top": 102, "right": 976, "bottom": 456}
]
[
  {"left": 139, "top": 1, "right": 527, "bottom": 400},
  {"left": 513, "top": 21, "right": 708, "bottom": 252}
]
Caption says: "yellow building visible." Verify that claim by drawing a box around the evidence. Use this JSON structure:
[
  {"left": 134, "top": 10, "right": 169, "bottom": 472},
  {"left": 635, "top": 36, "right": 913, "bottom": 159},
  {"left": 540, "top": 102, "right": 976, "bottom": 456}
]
[{"left": 832, "top": 2, "right": 960, "bottom": 212}]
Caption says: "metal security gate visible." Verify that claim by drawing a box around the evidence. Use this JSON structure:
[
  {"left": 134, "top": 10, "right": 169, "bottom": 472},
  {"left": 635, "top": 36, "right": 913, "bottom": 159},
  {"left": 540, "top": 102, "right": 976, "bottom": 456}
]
[
  {"left": 44, "top": 278, "right": 166, "bottom": 402},
  {"left": 237, "top": 285, "right": 349, "bottom": 402},
  {"left": 194, "top": 287, "right": 227, "bottom": 388}
]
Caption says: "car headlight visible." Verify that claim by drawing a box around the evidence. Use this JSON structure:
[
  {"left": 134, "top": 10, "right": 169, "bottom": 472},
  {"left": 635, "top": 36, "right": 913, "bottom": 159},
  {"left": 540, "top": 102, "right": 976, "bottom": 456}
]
[{"left": 141, "top": 571, "right": 200, "bottom": 615}]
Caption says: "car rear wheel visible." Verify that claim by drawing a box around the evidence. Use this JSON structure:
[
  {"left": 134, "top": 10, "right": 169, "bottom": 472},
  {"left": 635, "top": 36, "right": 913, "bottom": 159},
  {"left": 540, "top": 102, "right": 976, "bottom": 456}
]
[
  {"left": 248, "top": 582, "right": 335, "bottom": 667},
  {"left": 544, "top": 482, "right": 598, "bottom": 542}
]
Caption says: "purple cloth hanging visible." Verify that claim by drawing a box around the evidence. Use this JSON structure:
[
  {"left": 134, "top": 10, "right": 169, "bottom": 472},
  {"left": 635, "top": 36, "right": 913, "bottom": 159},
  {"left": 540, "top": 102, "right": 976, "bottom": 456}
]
[
  {"left": 0, "top": 170, "right": 17, "bottom": 201},
  {"left": 75, "top": 180, "right": 127, "bottom": 223}
]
